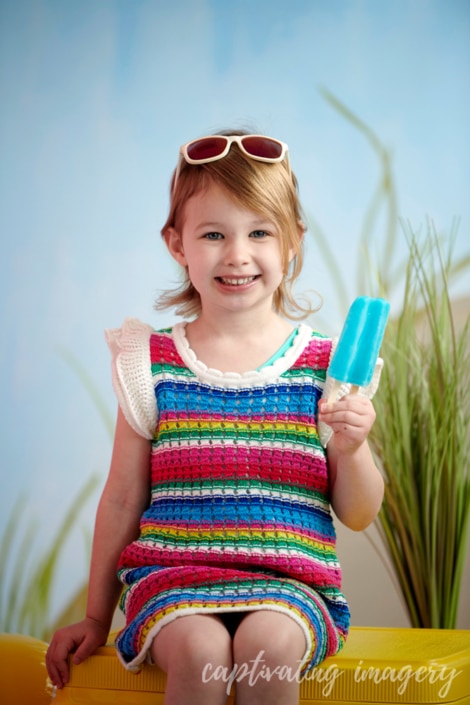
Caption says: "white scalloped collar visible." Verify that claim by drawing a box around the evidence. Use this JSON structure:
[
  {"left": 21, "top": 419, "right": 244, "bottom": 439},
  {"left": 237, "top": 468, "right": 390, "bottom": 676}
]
[{"left": 171, "top": 321, "right": 314, "bottom": 387}]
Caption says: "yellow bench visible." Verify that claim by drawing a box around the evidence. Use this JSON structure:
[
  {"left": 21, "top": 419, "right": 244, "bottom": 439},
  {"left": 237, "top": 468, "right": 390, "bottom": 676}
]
[{"left": 1, "top": 627, "right": 470, "bottom": 704}]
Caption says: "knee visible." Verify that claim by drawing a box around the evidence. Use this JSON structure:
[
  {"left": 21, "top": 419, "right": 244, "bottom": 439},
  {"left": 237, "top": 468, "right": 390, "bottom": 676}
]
[
  {"left": 233, "top": 611, "right": 306, "bottom": 669},
  {"left": 152, "top": 615, "right": 232, "bottom": 677},
  {"left": 176, "top": 625, "right": 231, "bottom": 671}
]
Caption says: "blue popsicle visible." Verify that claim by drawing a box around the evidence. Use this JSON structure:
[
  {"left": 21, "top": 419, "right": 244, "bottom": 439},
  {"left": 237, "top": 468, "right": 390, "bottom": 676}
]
[{"left": 327, "top": 296, "right": 390, "bottom": 400}]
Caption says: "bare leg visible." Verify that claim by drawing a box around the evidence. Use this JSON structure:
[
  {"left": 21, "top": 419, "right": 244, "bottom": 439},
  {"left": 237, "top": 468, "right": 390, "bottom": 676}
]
[
  {"left": 150, "top": 613, "right": 233, "bottom": 705},
  {"left": 232, "top": 610, "right": 306, "bottom": 705}
]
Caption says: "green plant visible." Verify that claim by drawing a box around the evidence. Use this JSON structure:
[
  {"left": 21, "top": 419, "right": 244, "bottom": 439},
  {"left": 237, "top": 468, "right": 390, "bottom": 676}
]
[
  {"left": 0, "top": 474, "right": 99, "bottom": 640},
  {"left": 369, "top": 226, "right": 470, "bottom": 628},
  {"left": 0, "top": 348, "right": 114, "bottom": 640}
]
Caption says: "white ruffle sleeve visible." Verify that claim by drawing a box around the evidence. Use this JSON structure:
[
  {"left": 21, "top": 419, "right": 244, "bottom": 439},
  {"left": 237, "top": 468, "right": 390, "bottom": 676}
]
[{"left": 104, "top": 317, "right": 157, "bottom": 440}]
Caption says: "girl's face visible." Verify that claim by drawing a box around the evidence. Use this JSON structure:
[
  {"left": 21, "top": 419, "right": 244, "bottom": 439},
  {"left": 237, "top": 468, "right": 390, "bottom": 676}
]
[{"left": 166, "top": 181, "right": 292, "bottom": 318}]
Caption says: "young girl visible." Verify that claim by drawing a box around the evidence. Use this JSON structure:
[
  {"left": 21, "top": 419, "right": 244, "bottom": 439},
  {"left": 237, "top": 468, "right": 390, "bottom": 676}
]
[{"left": 46, "top": 132, "right": 384, "bottom": 705}]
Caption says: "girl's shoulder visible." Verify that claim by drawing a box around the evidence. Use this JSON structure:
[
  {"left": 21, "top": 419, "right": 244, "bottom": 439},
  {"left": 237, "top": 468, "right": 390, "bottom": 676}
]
[
  {"left": 105, "top": 318, "right": 180, "bottom": 358},
  {"left": 104, "top": 318, "right": 158, "bottom": 439},
  {"left": 105, "top": 317, "right": 155, "bottom": 349}
]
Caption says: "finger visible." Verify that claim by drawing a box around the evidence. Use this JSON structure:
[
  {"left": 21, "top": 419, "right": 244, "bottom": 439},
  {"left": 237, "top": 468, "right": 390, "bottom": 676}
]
[
  {"left": 47, "top": 633, "right": 82, "bottom": 687},
  {"left": 46, "top": 646, "right": 70, "bottom": 689},
  {"left": 72, "top": 637, "right": 95, "bottom": 665},
  {"left": 342, "top": 395, "right": 376, "bottom": 419},
  {"left": 56, "top": 662, "right": 70, "bottom": 689},
  {"left": 72, "top": 629, "right": 106, "bottom": 664},
  {"left": 325, "top": 410, "right": 359, "bottom": 429}
]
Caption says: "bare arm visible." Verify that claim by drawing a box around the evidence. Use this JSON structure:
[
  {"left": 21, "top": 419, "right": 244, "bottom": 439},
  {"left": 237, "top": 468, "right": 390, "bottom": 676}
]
[
  {"left": 318, "top": 395, "right": 384, "bottom": 531},
  {"left": 46, "top": 408, "right": 151, "bottom": 687},
  {"left": 85, "top": 407, "right": 151, "bottom": 628}
]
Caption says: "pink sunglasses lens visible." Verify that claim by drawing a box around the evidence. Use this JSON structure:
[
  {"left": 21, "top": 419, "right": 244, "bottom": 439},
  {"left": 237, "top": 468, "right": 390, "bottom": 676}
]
[
  {"left": 186, "top": 137, "right": 228, "bottom": 161},
  {"left": 241, "top": 136, "right": 284, "bottom": 159}
]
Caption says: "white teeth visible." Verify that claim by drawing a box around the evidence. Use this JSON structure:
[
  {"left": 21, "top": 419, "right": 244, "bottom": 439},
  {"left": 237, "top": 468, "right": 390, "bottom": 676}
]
[{"left": 219, "top": 276, "right": 256, "bottom": 285}]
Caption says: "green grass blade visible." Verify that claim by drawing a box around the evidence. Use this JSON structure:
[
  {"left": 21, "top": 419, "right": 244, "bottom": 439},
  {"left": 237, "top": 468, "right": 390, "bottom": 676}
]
[{"left": 370, "top": 226, "right": 470, "bottom": 627}]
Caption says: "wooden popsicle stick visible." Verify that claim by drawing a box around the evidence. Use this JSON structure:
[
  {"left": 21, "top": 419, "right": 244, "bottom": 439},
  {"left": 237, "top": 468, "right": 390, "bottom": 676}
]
[
  {"left": 327, "top": 379, "right": 342, "bottom": 404},
  {"left": 327, "top": 380, "right": 360, "bottom": 404}
]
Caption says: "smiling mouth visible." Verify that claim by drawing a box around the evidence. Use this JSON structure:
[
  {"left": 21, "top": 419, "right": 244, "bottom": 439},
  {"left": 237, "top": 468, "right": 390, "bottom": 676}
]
[{"left": 217, "top": 276, "right": 259, "bottom": 286}]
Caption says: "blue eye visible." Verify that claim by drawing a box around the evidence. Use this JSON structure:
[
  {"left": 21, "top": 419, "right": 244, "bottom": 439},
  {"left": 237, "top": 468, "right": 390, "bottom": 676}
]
[
  {"left": 250, "top": 230, "right": 268, "bottom": 238},
  {"left": 204, "top": 232, "right": 224, "bottom": 240}
]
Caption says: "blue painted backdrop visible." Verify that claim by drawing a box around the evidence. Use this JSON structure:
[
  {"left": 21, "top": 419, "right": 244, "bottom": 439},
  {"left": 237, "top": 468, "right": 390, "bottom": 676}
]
[{"left": 1, "top": 0, "right": 469, "bottom": 625}]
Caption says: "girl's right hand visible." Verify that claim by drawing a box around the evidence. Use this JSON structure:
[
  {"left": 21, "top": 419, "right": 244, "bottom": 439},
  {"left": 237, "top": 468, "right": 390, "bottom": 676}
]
[{"left": 46, "top": 617, "right": 109, "bottom": 689}]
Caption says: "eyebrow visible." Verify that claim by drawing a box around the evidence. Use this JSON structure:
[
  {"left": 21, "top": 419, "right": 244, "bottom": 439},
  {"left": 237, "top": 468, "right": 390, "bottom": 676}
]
[{"left": 195, "top": 218, "right": 273, "bottom": 230}]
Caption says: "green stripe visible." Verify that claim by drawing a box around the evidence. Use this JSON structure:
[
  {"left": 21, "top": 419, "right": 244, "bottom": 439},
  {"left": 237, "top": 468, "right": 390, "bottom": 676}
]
[
  {"left": 140, "top": 532, "right": 337, "bottom": 558},
  {"left": 155, "top": 427, "right": 321, "bottom": 446},
  {"left": 151, "top": 362, "right": 196, "bottom": 377},
  {"left": 280, "top": 367, "right": 327, "bottom": 382},
  {"left": 151, "top": 479, "right": 327, "bottom": 505}
]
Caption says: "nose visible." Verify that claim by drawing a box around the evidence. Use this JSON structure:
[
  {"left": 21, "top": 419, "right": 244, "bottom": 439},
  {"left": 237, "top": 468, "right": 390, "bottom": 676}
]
[{"left": 223, "top": 236, "right": 250, "bottom": 267}]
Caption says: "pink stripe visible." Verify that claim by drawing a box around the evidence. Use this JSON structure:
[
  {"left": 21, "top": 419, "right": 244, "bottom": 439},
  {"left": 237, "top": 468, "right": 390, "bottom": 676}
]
[
  {"left": 160, "top": 410, "right": 317, "bottom": 424},
  {"left": 119, "top": 544, "right": 340, "bottom": 588},
  {"left": 151, "top": 446, "right": 328, "bottom": 491}
]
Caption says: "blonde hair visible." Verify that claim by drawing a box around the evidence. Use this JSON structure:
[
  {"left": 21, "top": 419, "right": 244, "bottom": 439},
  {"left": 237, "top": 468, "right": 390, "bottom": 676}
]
[{"left": 156, "top": 130, "right": 314, "bottom": 320}]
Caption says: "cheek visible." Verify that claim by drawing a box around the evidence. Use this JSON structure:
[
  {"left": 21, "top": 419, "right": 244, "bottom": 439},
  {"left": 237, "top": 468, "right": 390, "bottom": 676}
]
[
  {"left": 266, "top": 254, "right": 286, "bottom": 286},
  {"left": 185, "top": 256, "right": 206, "bottom": 288}
]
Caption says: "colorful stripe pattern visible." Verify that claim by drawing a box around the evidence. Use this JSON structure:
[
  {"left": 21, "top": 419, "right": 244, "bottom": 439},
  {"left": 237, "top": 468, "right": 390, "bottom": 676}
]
[{"left": 116, "top": 328, "right": 350, "bottom": 672}]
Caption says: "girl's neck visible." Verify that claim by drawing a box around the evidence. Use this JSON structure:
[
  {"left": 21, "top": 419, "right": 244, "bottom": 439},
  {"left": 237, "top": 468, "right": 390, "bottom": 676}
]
[
  {"left": 189, "top": 307, "right": 292, "bottom": 342},
  {"left": 184, "top": 311, "right": 295, "bottom": 374}
]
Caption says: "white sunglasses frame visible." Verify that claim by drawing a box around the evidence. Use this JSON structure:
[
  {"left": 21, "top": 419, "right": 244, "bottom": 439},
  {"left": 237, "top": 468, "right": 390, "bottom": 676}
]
[{"left": 173, "top": 134, "right": 290, "bottom": 191}]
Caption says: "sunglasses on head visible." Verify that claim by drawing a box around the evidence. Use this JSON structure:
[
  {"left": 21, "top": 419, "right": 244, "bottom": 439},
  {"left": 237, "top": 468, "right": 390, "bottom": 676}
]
[{"left": 173, "top": 134, "right": 290, "bottom": 190}]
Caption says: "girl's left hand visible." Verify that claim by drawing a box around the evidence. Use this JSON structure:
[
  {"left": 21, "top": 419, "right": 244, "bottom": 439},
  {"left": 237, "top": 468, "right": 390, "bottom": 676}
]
[{"left": 318, "top": 394, "right": 376, "bottom": 454}]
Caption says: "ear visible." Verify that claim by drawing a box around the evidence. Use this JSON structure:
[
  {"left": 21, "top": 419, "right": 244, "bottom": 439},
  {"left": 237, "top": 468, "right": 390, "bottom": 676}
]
[{"left": 163, "top": 227, "right": 187, "bottom": 267}]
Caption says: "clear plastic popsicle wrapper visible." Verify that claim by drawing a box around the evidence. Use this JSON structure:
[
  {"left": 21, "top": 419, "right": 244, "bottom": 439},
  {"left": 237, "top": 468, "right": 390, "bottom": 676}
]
[{"left": 319, "top": 296, "right": 390, "bottom": 446}]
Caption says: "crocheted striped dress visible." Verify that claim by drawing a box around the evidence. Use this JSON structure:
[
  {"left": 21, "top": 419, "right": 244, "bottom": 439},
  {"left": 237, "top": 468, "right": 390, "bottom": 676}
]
[{"left": 105, "top": 318, "right": 350, "bottom": 673}]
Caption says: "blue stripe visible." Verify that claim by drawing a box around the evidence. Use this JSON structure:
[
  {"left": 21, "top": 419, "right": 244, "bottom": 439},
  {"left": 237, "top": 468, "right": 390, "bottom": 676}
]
[
  {"left": 142, "top": 496, "right": 334, "bottom": 535},
  {"left": 155, "top": 379, "right": 322, "bottom": 416}
]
